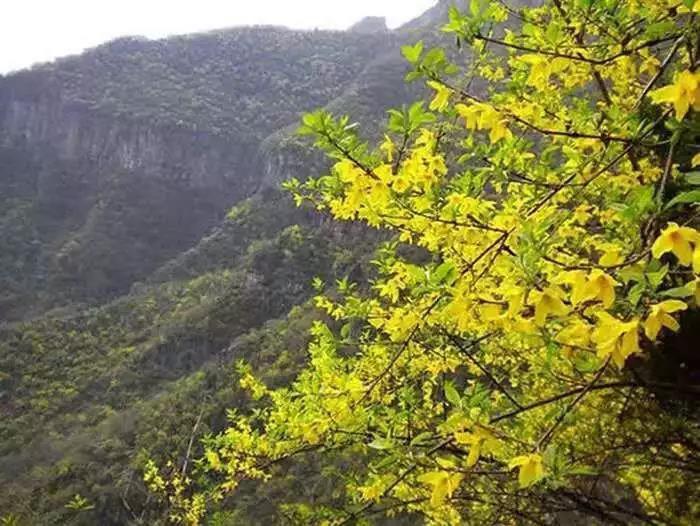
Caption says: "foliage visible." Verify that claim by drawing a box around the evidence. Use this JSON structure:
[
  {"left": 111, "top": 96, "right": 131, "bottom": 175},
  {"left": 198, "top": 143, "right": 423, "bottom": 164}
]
[
  {"left": 0, "top": 193, "right": 379, "bottom": 523},
  {"left": 5, "top": 28, "right": 394, "bottom": 140},
  {"left": 170, "top": 1, "right": 700, "bottom": 524}
]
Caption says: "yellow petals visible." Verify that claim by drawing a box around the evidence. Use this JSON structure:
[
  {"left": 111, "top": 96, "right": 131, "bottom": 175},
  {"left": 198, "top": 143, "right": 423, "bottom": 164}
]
[
  {"left": 455, "top": 103, "right": 481, "bottom": 130},
  {"left": 556, "top": 321, "right": 592, "bottom": 350},
  {"left": 479, "top": 303, "right": 503, "bottom": 322},
  {"left": 489, "top": 118, "right": 511, "bottom": 144},
  {"left": 554, "top": 270, "right": 617, "bottom": 307},
  {"left": 508, "top": 453, "right": 545, "bottom": 488},
  {"left": 599, "top": 246, "right": 624, "bottom": 267},
  {"left": 519, "top": 54, "right": 569, "bottom": 90},
  {"left": 651, "top": 223, "right": 700, "bottom": 266},
  {"left": 586, "top": 269, "right": 618, "bottom": 308},
  {"left": 554, "top": 270, "right": 589, "bottom": 305},
  {"left": 455, "top": 102, "right": 511, "bottom": 143},
  {"left": 592, "top": 312, "right": 641, "bottom": 368},
  {"left": 454, "top": 427, "right": 499, "bottom": 467},
  {"left": 418, "top": 470, "right": 464, "bottom": 507},
  {"left": 530, "top": 286, "right": 569, "bottom": 326},
  {"left": 644, "top": 300, "right": 688, "bottom": 341},
  {"left": 205, "top": 450, "right": 222, "bottom": 471},
  {"left": 678, "top": 0, "right": 700, "bottom": 12},
  {"left": 649, "top": 70, "right": 700, "bottom": 120},
  {"left": 380, "top": 135, "right": 396, "bottom": 163},
  {"left": 427, "top": 80, "right": 452, "bottom": 112}
]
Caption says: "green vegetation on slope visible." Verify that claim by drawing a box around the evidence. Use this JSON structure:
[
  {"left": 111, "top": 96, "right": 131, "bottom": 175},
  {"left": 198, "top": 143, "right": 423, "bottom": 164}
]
[{"left": 0, "top": 190, "right": 380, "bottom": 523}]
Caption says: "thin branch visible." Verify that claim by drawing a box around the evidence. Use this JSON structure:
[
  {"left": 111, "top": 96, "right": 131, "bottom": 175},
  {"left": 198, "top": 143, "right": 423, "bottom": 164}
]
[
  {"left": 444, "top": 331, "right": 523, "bottom": 409},
  {"left": 635, "top": 36, "right": 685, "bottom": 108},
  {"left": 181, "top": 408, "right": 205, "bottom": 477},
  {"left": 474, "top": 33, "right": 681, "bottom": 66},
  {"left": 536, "top": 358, "right": 610, "bottom": 450}
]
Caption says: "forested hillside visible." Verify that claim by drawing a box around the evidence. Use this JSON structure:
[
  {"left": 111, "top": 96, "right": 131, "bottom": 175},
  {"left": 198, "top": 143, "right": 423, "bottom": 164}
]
[
  {"left": 0, "top": 15, "right": 429, "bottom": 321},
  {"left": 0, "top": 2, "right": 451, "bottom": 524}
]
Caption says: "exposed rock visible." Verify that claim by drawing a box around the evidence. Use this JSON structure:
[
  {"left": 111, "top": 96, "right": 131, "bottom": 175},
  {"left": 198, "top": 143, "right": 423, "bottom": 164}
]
[{"left": 349, "top": 16, "right": 389, "bottom": 34}]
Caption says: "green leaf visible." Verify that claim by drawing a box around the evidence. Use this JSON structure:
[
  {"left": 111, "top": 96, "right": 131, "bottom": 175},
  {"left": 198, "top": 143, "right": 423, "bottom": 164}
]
[
  {"left": 422, "top": 48, "right": 447, "bottom": 69},
  {"left": 646, "top": 265, "right": 669, "bottom": 290},
  {"left": 627, "top": 282, "right": 645, "bottom": 307},
  {"left": 660, "top": 286, "right": 693, "bottom": 299},
  {"left": 312, "top": 277, "right": 324, "bottom": 292},
  {"left": 410, "top": 431, "right": 433, "bottom": 446},
  {"left": 568, "top": 465, "right": 599, "bottom": 476},
  {"left": 618, "top": 264, "right": 645, "bottom": 284},
  {"left": 368, "top": 437, "right": 395, "bottom": 450},
  {"left": 432, "top": 262, "right": 456, "bottom": 284},
  {"left": 685, "top": 172, "right": 700, "bottom": 185},
  {"left": 664, "top": 190, "right": 700, "bottom": 210},
  {"left": 470, "top": 0, "right": 488, "bottom": 16},
  {"left": 444, "top": 382, "right": 462, "bottom": 407},
  {"left": 401, "top": 41, "right": 424, "bottom": 64}
]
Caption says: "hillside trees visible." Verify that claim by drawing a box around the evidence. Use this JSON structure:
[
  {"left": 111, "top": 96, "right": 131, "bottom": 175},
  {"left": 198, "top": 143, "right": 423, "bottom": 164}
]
[{"left": 155, "top": 1, "right": 700, "bottom": 524}]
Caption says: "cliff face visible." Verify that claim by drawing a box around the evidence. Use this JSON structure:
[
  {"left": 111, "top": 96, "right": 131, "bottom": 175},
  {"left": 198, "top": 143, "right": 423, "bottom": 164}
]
[
  {"left": 349, "top": 16, "right": 389, "bottom": 34},
  {"left": 0, "top": 96, "right": 256, "bottom": 191},
  {"left": 0, "top": 26, "right": 399, "bottom": 319},
  {"left": 0, "top": 94, "right": 259, "bottom": 316}
]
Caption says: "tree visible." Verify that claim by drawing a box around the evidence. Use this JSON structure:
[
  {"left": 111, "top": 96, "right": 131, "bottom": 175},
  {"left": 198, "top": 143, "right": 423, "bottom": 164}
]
[{"left": 150, "top": 1, "right": 700, "bottom": 523}]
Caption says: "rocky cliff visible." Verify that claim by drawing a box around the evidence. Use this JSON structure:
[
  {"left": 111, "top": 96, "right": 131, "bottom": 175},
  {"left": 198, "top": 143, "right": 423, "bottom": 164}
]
[{"left": 0, "top": 26, "right": 400, "bottom": 319}]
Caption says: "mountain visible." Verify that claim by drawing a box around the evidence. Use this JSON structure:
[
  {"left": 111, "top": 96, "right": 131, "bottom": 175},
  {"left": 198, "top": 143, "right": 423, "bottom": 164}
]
[
  {"left": 0, "top": 3, "right": 452, "bottom": 523},
  {"left": 0, "top": 26, "right": 398, "bottom": 320}
]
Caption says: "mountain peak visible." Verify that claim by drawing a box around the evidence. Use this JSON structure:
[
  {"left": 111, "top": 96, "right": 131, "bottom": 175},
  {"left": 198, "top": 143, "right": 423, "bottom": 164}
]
[{"left": 348, "top": 16, "right": 389, "bottom": 34}]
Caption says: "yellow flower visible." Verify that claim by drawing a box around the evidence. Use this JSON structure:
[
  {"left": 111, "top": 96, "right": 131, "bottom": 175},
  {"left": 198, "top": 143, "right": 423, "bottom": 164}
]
[
  {"left": 599, "top": 246, "right": 624, "bottom": 267},
  {"left": 592, "top": 312, "right": 640, "bottom": 368},
  {"left": 585, "top": 269, "right": 618, "bottom": 308},
  {"left": 508, "top": 453, "right": 545, "bottom": 488},
  {"left": 651, "top": 223, "right": 700, "bottom": 266},
  {"left": 529, "top": 286, "right": 569, "bottom": 326},
  {"left": 455, "top": 102, "right": 511, "bottom": 143},
  {"left": 644, "top": 300, "right": 688, "bottom": 341},
  {"left": 392, "top": 175, "right": 411, "bottom": 194},
  {"left": 454, "top": 427, "right": 499, "bottom": 467},
  {"left": 678, "top": 0, "right": 700, "bottom": 13},
  {"left": 417, "top": 470, "right": 464, "bottom": 507},
  {"left": 554, "top": 269, "right": 616, "bottom": 307},
  {"left": 455, "top": 103, "right": 481, "bottom": 130},
  {"left": 555, "top": 321, "right": 592, "bottom": 349},
  {"left": 427, "top": 80, "right": 452, "bottom": 112},
  {"left": 379, "top": 135, "right": 395, "bottom": 163},
  {"left": 649, "top": 70, "right": 700, "bottom": 120},
  {"left": 553, "top": 270, "right": 589, "bottom": 305}
]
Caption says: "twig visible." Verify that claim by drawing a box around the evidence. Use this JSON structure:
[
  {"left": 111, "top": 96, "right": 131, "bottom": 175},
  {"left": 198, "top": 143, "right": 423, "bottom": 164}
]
[
  {"left": 181, "top": 408, "right": 205, "bottom": 477},
  {"left": 444, "top": 331, "right": 522, "bottom": 409},
  {"left": 536, "top": 358, "right": 610, "bottom": 450},
  {"left": 635, "top": 36, "right": 685, "bottom": 108}
]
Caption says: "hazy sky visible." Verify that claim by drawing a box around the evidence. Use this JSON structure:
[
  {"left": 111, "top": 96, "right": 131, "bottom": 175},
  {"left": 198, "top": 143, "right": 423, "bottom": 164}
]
[{"left": 0, "top": 0, "right": 437, "bottom": 74}]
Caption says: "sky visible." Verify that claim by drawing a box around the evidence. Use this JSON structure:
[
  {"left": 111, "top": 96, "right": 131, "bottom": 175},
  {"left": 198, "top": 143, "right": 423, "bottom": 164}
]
[{"left": 0, "top": 0, "right": 438, "bottom": 74}]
